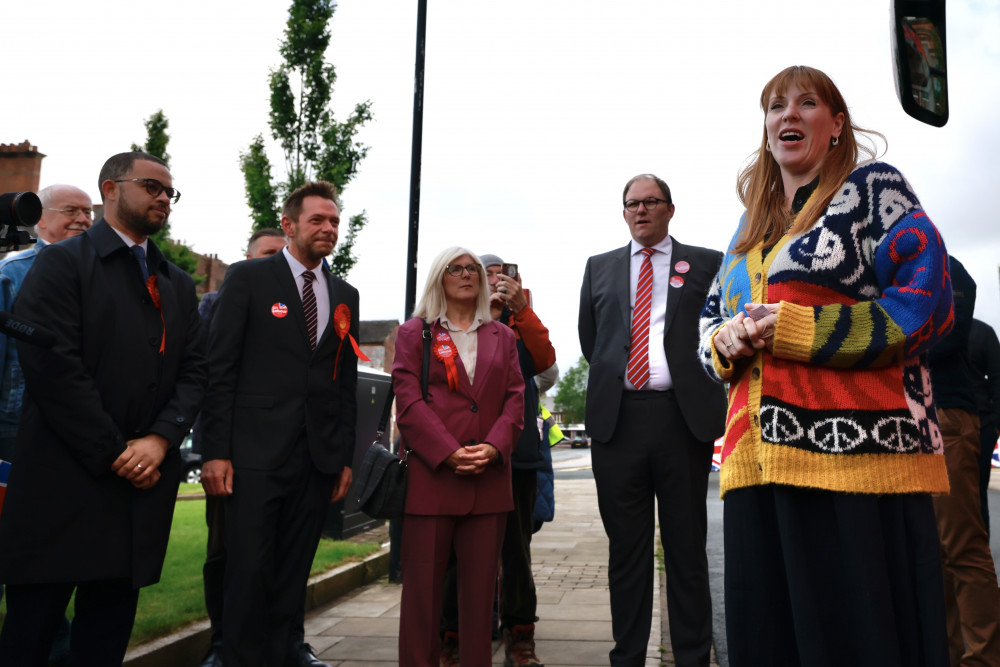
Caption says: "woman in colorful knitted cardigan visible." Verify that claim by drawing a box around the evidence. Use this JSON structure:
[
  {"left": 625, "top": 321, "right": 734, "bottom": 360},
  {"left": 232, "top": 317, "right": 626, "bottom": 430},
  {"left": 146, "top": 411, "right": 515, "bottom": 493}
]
[{"left": 698, "top": 66, "right": 954, "bottom": 666}]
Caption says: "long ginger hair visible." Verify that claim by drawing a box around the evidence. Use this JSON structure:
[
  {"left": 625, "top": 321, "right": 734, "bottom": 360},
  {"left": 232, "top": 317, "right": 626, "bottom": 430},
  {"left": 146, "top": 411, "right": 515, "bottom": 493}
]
[{"left": 734, "top": 66, "right": 884, "bottom": 253}]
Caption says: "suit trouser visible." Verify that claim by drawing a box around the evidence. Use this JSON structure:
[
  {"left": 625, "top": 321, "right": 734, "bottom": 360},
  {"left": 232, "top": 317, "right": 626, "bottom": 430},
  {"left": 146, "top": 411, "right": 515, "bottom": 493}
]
[
  {"left": 932, "top": 408, "right": 1000, "bottom": 667},
  {"left": 222, "top": 438, "right": 337, "bottom": 667},
  {"left": 592, "top": 390, "right": 713, "bottom": 667},
  {"left": 204, "top": 493, "right": 310, "bottom": 651},
  {"left": 0, "top": 579, "right": 138, "bottom": 667},
  {"left": 440, "top": 468, "right": 538, "bottom": 634},
  {"left": 399, "top": 512, "right": 505, "bottom": 667}
]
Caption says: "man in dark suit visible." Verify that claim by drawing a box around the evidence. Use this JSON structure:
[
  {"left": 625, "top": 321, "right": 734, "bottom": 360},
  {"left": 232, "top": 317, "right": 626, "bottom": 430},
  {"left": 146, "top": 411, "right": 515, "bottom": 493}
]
[
  {"left": 578, "top": 174, "right": 726, "bottom": 667},
  {"left": 197, "top": 228, "right": 317, "bottom": 667},
  {"left": 0, "top": 152, "right": 206, "bottom": 665},
  {"left": 200, "top": 181, "right": 358, "bottom": 667}
]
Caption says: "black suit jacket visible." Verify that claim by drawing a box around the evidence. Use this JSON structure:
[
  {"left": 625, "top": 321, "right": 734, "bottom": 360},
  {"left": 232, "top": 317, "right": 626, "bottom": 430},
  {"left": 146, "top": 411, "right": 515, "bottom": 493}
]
[
  {"left": 200, "top": 252, "right": 358, "bottom": 474},
  {"left": 578, "top": 236, "right": 726, "bottom": 444},
  {"left": 0, "top": 219, "right": 206, "bottom": 588}
]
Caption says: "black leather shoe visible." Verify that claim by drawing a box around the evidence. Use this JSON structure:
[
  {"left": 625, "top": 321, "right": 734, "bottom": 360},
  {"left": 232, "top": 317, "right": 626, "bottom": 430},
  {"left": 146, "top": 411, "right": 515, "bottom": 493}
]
[
  {"left": 199, "top": 647, "right": 224, "bottom": 667},
  {"left": 291, "top": 643, "right": 331, "bottom": 667}
]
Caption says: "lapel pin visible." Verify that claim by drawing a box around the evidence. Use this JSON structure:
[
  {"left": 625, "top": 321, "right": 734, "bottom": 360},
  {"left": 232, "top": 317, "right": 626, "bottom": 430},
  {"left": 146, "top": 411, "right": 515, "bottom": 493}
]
[
  {"left": 674, "top": 260, "right": 690, "bottom": 274},
  {"left": 669, "top": 275, "right": 685, "bottom": 288},
  {"left": 271, "top": 303, "right": 288, "bottom": 318}
]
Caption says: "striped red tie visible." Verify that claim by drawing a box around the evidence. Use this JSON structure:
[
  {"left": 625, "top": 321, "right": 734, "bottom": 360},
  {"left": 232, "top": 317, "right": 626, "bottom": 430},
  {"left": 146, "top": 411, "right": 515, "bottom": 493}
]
[
  {"left": 302, "top": 270, "right": 318, "bottom": 350},
  {"left": 626, "top": 248, "right": 655, "bottom": 389}
]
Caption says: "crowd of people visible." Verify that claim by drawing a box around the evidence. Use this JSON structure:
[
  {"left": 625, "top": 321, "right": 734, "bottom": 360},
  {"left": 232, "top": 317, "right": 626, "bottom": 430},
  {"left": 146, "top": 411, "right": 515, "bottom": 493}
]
[{"left": 0, "top": 63, "right": 998, "bottom": 667}]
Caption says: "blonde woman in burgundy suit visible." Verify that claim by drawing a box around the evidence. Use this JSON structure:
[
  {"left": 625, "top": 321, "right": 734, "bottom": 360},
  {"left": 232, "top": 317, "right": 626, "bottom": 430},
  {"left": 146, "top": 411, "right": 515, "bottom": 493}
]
[{"left": 393, "top": 247, "right": 525, "bottom": 667}]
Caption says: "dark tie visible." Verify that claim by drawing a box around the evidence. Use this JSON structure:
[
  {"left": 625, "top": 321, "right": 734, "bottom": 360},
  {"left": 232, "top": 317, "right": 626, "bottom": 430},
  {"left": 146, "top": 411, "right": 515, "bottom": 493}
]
[
  {"left": 302, "top": 270, "right": 318, "bottom": 350},
  {"left": 132, "top": 245, "right": 149, "bottom": 280},
  {"left": 626, "top": 247, "right": 655, "bottom": 389}
]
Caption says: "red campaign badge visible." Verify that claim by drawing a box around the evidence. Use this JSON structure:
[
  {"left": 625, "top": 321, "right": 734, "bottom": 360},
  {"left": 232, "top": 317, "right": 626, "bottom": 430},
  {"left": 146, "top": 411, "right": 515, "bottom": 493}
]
[
  {"left": 271, "top": 303, "right": 288, "bottom": 318},
  {"left": 674, "top": 260, "right": 690, "bottom": 274},
  {"left": 432, "top": 333, "right": 460, "bottom": 391},
  {"left": 332, "top": 304, "right": 370, "bottom": 380},
  {"left": 669, "top": 275, "right": 685, "bottom": 288}
]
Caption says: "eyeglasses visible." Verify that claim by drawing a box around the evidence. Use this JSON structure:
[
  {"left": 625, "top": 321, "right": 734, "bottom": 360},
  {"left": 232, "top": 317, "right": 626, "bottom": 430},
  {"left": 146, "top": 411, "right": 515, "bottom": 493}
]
[
  {"left": 45, "top": 207, "right": 93, "bottom": 219},
  {"left": 114, "top": 178, "right": 182, "bottom": 203},
  {"left": 444, "top": 264, "right": 480, "bottom": 277},
  {"left": 624, "top": 197, "right": 669, "bottom": 212}
]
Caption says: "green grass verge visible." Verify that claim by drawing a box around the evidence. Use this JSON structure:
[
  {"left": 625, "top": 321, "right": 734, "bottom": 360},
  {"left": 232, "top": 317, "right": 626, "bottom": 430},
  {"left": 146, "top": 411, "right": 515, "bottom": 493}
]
[{"left": 0, "top": 499, "right": 380, "bottom": 648}]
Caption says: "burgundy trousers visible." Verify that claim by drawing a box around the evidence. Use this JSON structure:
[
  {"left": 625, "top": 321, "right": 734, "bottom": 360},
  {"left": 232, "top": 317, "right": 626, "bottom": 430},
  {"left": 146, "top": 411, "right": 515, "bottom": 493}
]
[{"left": 398, "top": 512, "right": 505, "bottom": 667}]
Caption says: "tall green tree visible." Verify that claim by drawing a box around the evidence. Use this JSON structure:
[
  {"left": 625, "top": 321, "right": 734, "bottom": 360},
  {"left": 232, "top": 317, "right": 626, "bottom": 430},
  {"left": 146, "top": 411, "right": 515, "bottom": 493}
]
[
  {"left": 241, "top": 0, "right": 373, "bottom": 277},
  {"left": 132, "top": 109, "right": 203, "bottom": 284},
  {"left": 553, "top": 357, "right": 589, "bottom": 423}
]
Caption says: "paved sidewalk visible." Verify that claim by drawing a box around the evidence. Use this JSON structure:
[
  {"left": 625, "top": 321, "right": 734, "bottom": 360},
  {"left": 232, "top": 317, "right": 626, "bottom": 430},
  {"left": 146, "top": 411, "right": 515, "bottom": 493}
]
[{"left": 299, "top": 476, "right": 696, "bottom": 666}]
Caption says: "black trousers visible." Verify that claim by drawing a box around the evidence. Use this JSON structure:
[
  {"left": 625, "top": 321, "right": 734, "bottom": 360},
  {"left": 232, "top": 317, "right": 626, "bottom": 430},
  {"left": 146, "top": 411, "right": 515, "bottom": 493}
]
[
  {"left": 222, "top": 437, "right": 337, "bottom": 667},
  {"left": 724, "top": 484, "right": 949, "bottom": 667},
  {"left": 592, "top": 390, "right": 713, "bottom": 667},
  {"left": 0, "top": 578, "right": 139, "bottom": 667},
  {"left": 204, "top": 494, "right": 309, "bottom": 650}
]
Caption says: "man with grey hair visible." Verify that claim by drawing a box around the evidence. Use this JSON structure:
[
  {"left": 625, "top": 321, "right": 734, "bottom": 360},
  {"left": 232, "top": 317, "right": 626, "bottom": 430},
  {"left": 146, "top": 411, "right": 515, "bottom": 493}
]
[
  {"left": 0, "top": 183, "right": 93, "bottom": 662},
  {"left": 0, "top": 184, "right": 94, "bottom": 458}
]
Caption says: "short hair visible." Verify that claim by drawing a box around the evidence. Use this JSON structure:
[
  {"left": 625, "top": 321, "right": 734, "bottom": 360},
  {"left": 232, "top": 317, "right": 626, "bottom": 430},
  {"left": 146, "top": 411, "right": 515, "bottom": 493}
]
[
  {"left": 97, "top": 152, "right": 168, "bottom": 202},
  {"left": 282, "top": 181, "right": 338, "bottom": 222},
  {"left": 37, "top": 185, "right": 56, "bottom": 208},
  {"left": 622, "top": 174, "right": 672, "bottom": 207},
  {"left": 412, "top": 246, "right": 492, "bottom": 323},
  {"left": 247, "top": 227, "right": 286, "bottom": 254}
]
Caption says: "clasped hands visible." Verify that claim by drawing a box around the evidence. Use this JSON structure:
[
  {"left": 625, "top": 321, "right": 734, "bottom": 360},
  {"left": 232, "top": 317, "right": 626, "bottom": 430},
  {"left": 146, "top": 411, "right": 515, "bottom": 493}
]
[
  {"left": 111, "top": 434, "right": 169, "bottom": 490},
  {"left": 715, "top": 302, "right": 780, "bottom": 361},
  {"left": 445, "top": 443, "right": 497, "bottom": 476}
]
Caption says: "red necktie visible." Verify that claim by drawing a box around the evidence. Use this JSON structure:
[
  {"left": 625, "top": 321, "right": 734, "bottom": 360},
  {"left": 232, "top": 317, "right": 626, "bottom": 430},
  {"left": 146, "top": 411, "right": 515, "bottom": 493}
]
[
  {"left": 302, "top": 270, "right": 318, "bottom": 350},
  {"left": 626, "top": 248, "right": 654, "bottom": 389}
]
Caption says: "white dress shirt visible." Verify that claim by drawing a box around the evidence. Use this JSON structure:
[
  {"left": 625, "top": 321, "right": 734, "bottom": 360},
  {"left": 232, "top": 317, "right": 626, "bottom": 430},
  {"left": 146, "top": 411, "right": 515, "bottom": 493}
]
[
  {"left": 626, "top": 235, "right": 673, "bottom": 391},
  {"left": 283, "top": 247, "right": 329, "bottom": 343}
]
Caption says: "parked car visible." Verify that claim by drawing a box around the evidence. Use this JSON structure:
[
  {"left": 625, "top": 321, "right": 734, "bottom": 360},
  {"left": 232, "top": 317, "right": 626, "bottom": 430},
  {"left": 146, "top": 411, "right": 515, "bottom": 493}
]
[
  {"left": 179, "top": 433, "right": 202, "bottom": 484},
  {"left": 561, "top": 425, "right": 590, "bottom": 449}
]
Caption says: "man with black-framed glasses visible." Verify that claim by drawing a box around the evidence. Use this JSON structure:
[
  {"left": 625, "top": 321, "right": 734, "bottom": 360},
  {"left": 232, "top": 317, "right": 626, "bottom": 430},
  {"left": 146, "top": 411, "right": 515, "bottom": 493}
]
[
  {"left": 0, "top": 152, "right": 206, "bottom": 665},
  {"left": 578, "top": 173, "right": 726, "bottom": 667}
]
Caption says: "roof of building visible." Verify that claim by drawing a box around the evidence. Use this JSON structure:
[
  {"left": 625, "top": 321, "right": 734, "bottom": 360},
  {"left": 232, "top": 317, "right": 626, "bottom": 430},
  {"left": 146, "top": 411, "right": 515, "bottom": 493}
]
[{"left": 359, "top": 319, "right": 399, "bottom": 344}]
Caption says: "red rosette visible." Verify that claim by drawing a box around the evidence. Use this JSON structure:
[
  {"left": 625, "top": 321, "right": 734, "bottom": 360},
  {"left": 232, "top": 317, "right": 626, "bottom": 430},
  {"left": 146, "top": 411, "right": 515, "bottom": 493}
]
[
  {"left": 332, "top": 303, "right": 370, "bottom": 380},
  {"left": 146, "top": 276, "right": 165, "bottom": 354},
  {"left": 432, "top": 334, "right": 460, "bottom": 391}
]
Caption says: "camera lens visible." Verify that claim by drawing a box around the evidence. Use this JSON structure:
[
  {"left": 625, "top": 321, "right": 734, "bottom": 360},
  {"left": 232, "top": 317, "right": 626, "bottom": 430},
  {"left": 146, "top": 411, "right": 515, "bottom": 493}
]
[{"left": 0, "top": 192, "right": 43, "bottom": 228}]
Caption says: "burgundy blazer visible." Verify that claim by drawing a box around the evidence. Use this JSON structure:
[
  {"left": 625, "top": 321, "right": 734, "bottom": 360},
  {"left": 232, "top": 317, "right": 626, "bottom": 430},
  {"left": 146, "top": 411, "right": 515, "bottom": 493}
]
[{"left": 392, "top": 317, "right": 525, "bottom": 515}]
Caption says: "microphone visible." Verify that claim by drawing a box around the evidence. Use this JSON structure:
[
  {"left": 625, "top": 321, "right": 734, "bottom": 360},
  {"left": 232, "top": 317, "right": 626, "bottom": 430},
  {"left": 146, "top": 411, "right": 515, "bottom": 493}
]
[{"left": 0, "top": 311, "right": 57, "bottom": 348}]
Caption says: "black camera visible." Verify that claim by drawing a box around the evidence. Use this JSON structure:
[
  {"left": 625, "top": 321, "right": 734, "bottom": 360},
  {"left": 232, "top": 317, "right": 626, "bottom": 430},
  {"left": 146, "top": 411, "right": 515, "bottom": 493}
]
[{"left": 0, "top": 192, "right": 41, "bottom": 253}]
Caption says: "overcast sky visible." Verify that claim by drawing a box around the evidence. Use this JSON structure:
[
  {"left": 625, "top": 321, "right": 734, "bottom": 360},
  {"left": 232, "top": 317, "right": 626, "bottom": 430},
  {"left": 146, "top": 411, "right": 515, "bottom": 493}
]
[{"left": 5, "top": 0, "right": 999, "bottom": 376}]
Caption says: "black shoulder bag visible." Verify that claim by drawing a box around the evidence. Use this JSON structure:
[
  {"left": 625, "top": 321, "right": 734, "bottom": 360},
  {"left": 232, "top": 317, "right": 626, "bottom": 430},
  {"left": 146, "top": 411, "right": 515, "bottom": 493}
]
[{"left": 354, "top": 320, "right": 431, "bottom": 519}]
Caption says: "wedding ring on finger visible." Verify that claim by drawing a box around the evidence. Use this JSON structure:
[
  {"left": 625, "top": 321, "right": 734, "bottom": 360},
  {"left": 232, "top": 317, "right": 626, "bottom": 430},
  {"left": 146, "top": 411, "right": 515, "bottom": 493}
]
[{"left": 136, "top": 463, "right": 143, "bottom": 469}]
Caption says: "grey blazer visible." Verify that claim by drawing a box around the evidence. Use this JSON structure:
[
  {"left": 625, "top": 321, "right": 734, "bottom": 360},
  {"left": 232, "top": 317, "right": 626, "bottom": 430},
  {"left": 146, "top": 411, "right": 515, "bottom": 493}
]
[{"left": 578, "top": 236, "right": 726, "bottom": 444}]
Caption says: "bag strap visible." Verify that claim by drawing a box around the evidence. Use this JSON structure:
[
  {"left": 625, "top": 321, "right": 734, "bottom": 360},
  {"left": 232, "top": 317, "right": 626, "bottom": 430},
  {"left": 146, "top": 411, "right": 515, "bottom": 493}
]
[
  {"left": 375, "top": 319, "right": 432, "bottom": 442},
  {"left": 420, "top": 318, "right": 431, "bottom": 400}
]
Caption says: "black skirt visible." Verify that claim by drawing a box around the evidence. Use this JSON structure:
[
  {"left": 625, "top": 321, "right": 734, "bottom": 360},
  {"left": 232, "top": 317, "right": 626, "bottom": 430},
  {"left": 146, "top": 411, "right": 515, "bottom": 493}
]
[{"left": 724, "top": 484, "right": 948, "bottom": 667}]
